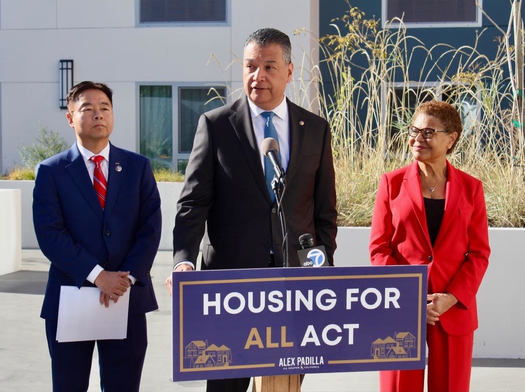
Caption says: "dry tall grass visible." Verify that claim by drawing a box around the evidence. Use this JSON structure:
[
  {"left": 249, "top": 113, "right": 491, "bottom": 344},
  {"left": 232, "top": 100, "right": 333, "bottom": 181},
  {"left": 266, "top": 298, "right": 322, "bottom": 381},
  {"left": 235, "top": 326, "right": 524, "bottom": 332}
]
[{"left": 310, "top": 6, "right": 525, "bottom": 227}]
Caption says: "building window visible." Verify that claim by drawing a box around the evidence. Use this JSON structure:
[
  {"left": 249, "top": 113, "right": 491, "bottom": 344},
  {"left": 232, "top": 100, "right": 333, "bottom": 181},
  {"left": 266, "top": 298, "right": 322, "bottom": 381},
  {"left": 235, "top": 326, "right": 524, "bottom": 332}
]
[
  {"left": 139, "top": 84, "right": 226, "bottom": 172},
  {"left": 388, "top": 83, "right": 478, "bottom": 137},
  {"left": 140, "top": 85, "right": 173, "bottom": 170},
  {"left": 383, "top": 0, "right": 481, "bottom": 27},
  {"left": 139, "top": 0, "right": 227, "bottom": 23}
]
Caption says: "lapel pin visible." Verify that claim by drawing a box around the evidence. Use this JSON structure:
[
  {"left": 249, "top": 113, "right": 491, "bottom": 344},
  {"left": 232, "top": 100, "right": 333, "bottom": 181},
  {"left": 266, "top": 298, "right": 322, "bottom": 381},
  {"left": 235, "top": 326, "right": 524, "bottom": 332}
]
[
  {"left": 115, "top": 163, "right": 122, "bottom": 173},
  {"left": 299, "top": 120, "right": 305, "bottom": 126}
]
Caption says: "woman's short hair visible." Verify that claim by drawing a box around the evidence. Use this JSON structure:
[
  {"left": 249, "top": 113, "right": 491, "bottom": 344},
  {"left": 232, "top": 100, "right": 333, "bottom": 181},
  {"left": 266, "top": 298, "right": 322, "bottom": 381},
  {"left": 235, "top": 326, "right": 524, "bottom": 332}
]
[{"left": 414, "top": 100, "right": 462, "bottom": 153}]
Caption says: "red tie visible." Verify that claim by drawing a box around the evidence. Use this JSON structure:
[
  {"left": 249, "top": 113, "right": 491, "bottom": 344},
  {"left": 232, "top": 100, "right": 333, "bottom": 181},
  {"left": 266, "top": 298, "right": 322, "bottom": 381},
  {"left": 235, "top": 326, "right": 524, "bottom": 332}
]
[{"left": 90, "top": 155, "right": 107, "bottom": 209}]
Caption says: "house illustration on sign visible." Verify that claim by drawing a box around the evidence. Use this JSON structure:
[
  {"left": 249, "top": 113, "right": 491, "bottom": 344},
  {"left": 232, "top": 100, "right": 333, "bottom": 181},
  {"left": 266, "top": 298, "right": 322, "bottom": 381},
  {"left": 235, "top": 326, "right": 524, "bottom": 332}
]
[
  {"left": 185, "top": 340, "right": 232, "bottom": 368},
  {"left": 371, "top": 331, "right": 416, "bottom": 359}
]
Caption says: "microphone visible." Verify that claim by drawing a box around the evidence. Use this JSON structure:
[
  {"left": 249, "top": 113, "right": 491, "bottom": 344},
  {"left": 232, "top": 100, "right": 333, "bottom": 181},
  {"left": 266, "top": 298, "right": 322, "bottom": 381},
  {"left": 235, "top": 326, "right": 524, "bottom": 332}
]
[
  {"left": 261, "top": 137, "right": 285, "bottom": 180},
  {"left": 261, "top": 137, "right": 288, "bottom": 265},
  {"left": 297, "top": 233, "right": 328, "bottom": 267}
]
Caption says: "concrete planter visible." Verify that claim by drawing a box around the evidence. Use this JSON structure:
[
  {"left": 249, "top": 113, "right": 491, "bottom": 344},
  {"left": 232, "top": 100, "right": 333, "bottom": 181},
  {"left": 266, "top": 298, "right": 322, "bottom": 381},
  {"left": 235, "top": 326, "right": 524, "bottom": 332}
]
[
  {"left": 1, "top": 180, "right": 523, "bottom": 358},
  {"left": 0, "top": 180, "right": 185, "bottom": 250},
  {"left": 334, "top": 226, "right": 525, "bottom": 359},
  {"left": 157, "top": 181, "right": 184, "bottom": 250},
  {"left": 0, "top": 189, "right": 21, "bottom": 275},
  {"left": 0, "top": 181, "right": 37, "bottom": 248}
]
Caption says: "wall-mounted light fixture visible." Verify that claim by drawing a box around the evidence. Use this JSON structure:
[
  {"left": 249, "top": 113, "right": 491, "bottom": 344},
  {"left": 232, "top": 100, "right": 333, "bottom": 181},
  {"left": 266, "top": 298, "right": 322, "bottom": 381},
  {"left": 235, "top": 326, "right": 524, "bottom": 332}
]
[{"left": 59, "top": 59, "right": 74, "bottom": 109}]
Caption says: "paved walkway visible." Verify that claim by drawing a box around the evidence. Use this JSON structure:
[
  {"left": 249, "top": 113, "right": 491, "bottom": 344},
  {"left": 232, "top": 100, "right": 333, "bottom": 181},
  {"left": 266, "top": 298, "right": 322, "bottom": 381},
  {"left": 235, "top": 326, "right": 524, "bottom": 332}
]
[{"left": 0, "top": 250, "right": 523, "bottom": 391}]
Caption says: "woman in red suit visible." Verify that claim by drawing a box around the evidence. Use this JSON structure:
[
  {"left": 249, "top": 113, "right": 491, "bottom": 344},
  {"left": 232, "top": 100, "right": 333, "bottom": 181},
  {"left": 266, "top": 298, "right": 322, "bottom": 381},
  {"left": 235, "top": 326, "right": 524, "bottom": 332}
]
[{"left": 369, "top": 101, "right": 490, "bottom": 392}]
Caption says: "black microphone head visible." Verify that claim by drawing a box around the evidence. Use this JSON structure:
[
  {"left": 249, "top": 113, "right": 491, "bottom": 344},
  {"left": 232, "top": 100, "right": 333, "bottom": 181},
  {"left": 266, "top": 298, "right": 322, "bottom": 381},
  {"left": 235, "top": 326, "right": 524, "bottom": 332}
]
[
  {"left": 261, "top": 137, "right": 279, "bottom": 156},
  {"left": 298, "top": 233, "right": 314, "bottom": 249}
]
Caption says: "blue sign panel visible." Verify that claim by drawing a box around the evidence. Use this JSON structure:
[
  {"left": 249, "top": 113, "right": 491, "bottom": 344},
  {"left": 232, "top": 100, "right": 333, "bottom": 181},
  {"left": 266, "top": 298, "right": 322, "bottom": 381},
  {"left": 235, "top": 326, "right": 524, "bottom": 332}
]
[{"left": 172, "top": 265, "right": 427, "bottom": 381}]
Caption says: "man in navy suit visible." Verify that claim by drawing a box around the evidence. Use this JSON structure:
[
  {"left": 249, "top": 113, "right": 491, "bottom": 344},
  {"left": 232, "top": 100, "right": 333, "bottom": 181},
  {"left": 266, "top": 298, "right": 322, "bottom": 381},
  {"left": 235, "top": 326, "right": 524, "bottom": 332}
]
[{"left": 33, "top": 81, "right": 161, "bottom": 391}]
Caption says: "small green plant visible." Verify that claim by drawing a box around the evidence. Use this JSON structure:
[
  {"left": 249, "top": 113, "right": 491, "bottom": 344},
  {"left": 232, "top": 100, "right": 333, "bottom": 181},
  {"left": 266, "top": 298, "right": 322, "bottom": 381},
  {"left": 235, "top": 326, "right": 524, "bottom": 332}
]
[
  {"left": 20, "top": 128, "right": 68, "bottom": 169},
  {"left": 153, "top": 168, "right": 184, "bottom": 182},
  {"left": 2, "top": 167, "right": 36, "bottom": 180}
]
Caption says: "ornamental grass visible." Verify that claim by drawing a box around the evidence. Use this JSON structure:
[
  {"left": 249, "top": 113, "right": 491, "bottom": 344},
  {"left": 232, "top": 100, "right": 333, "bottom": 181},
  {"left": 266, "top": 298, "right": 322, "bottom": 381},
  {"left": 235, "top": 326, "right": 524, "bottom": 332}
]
[{"left": 293, "top": 5, "right": 525, "bottom": 227}]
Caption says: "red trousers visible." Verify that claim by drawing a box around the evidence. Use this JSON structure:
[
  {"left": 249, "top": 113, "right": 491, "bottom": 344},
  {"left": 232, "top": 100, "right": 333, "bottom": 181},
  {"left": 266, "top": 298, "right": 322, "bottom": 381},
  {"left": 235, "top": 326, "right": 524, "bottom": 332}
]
[{"left": 379, "top": 324, "right": 474, "bottom": 392}]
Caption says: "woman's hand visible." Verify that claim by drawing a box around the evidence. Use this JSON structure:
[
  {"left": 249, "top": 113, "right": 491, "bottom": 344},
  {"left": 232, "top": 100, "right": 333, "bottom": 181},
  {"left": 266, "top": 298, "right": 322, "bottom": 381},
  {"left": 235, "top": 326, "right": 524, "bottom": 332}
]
[{"left": 426, "top": 293, "right": 458, "bottom": 325}]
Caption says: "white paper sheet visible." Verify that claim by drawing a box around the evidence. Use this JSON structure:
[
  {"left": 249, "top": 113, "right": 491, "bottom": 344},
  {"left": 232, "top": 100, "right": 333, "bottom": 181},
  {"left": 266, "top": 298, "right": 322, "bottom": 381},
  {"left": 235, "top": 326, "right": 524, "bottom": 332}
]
[{"left": 56, "top": 286, "right": 130, "bottom": 342}]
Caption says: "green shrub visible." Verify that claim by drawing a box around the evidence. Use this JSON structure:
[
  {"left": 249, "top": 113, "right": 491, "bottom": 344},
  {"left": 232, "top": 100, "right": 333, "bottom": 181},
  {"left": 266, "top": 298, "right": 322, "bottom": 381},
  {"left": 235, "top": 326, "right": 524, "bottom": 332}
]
[
  {"left": 153, "top": 168, "right": 184, "bottom": 182},
  {"left": 3, "top": 167, "right": 35, "bottom": 180},
  {"left": 20, "top": 128, "right": 68, "bottom": 169}
]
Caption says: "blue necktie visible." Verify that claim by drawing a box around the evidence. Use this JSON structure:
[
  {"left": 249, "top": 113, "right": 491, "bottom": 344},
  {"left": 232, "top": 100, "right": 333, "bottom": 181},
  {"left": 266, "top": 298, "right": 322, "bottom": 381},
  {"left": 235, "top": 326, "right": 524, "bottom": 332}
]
[{"left": 261, "top": 111, "right": 280, "bottom": 202}]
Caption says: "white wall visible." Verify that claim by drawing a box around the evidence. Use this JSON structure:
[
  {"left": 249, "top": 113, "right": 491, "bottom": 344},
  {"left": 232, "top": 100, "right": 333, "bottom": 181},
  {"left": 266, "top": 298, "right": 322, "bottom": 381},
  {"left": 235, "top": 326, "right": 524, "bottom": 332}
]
[
  {"left": 0, "top": 189, "right": 21, "bottom": 275},
  {"left": 335, "top": 227, "right": 525, "bottom": 359},
  {"left": 0, "top": 180, "right": 186, "bottom": 250},
  {"left": 0, "top": 181, "right": 38, "bottom": 248},
  {"left": 475, "top": 228, "right": 525, "bottom": 358},
  {"left": 0, "top": 0, "right": 320, "bottom": 173}
]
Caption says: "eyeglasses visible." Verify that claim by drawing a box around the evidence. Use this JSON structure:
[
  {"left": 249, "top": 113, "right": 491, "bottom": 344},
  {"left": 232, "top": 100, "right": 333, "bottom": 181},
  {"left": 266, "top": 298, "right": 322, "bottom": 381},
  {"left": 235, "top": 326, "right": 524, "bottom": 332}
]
[{"left": 408, "top": 126, "right": 448, "bottom": 139}]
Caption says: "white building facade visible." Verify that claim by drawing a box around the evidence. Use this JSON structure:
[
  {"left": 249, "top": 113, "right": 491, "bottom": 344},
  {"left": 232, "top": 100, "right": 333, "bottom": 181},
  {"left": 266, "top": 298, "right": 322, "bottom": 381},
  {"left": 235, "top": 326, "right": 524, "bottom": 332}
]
[{"left": 0, "top": 0, "right": 320, "bottom": 174}]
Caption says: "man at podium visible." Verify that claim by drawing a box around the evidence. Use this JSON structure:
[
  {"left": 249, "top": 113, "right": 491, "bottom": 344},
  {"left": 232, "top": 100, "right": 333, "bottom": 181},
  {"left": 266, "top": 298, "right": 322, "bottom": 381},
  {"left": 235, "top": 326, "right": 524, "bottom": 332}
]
[{"left": 168, "top": 28, "right": 337, "bottom": 392}]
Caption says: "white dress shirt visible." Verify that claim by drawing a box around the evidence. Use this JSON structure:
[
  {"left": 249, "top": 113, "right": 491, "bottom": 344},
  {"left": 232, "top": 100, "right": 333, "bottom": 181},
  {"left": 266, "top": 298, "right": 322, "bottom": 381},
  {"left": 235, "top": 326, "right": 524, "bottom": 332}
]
[
  {"left": 77, "top": 142, "right": 110, "bottom": 184},
  {"left": 247, "top": 96, "right": 290, "bottom": 173}
]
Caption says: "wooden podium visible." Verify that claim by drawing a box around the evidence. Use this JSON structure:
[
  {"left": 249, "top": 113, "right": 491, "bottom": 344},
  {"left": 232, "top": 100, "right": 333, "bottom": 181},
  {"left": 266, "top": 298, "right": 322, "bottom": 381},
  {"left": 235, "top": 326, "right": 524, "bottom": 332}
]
[{"left": 252, "top": 375, "right": 301, "bottom": 392}]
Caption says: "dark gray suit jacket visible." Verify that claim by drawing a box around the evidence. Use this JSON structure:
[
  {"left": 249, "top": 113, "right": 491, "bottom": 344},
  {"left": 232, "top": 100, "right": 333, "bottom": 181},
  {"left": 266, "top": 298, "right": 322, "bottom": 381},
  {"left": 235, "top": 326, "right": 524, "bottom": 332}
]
[{"left": 173, "top": 96, "right": 337, "bottom": 269}]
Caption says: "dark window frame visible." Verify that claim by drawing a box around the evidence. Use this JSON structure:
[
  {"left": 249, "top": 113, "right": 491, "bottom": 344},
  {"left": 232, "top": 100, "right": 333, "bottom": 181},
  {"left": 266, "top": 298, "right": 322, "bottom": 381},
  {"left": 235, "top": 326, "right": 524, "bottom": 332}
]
[
  {"left": 137, "top": 0, "right": 230, "bottom": 26},
  {"left": 138, "top": 83, "right": 228, "bottom": 173},
  {"left": 382, "top": 0, "right": 482, "bottom": 28}
]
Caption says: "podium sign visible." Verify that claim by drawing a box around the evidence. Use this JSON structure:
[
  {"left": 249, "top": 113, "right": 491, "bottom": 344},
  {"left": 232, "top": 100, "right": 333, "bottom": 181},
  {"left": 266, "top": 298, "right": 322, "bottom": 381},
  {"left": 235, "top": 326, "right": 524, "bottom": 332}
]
[{"left": 172, "top": 265, "right": 427, "bottom": 381}]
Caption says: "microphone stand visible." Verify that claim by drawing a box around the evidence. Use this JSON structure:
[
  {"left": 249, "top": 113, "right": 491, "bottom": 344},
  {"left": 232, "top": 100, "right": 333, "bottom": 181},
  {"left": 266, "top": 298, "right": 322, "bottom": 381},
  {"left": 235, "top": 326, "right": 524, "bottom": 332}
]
[{"left": 272, "top": 174, "right": 288, "bottom": 268}]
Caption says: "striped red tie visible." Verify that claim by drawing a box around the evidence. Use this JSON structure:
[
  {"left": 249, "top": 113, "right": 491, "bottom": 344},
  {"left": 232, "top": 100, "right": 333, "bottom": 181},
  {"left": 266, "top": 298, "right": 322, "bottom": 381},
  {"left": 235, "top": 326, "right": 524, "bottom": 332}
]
[{"left": 90, "top": 155, "right": 107, "bottom": 209}]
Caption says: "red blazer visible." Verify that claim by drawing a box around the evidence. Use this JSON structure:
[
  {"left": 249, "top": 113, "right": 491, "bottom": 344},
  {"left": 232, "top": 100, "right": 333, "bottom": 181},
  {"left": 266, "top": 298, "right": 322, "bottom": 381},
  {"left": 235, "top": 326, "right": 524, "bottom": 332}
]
[{"left": 369, "top": 161, "right": 490, "bottom": 335}]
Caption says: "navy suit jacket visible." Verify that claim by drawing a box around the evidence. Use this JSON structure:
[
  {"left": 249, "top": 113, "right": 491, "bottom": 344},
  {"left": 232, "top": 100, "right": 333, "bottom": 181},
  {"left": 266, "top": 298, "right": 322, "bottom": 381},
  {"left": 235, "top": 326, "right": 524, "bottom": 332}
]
[{"left": 33, "top": 143, "right": 161, "bottom": 319}]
